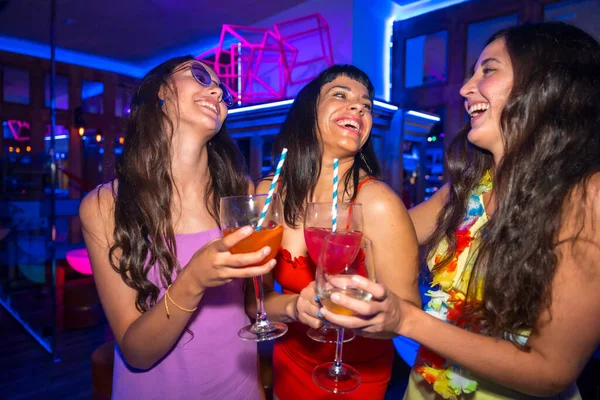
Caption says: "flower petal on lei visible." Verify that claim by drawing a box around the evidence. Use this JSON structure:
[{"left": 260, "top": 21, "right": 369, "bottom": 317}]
[
  {"left": 432, "top": 371, "right": 459, "bottom": 400},
  {"left": 446, "top": 368, "right": 479, "bottom": 394}
]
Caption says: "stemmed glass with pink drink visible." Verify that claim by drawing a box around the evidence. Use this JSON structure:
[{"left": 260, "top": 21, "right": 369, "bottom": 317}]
[{"left": 303, "top": 202, "right": 362, "bottom": 343}]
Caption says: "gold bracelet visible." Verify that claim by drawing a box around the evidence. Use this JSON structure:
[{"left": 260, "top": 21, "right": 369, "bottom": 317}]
[{"left": 164, "top": 284, "right": 197, "bottom": 319}]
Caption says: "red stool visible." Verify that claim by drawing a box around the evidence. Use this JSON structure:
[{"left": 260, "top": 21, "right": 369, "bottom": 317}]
[
  {"left": 92, "top": 340, "right": 114, "bottom": 400},
  {"left": 63, "top": 277, "right": 103, "bottom": 329}
]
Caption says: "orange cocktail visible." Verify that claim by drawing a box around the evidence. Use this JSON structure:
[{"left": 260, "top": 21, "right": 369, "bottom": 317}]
[
  {"left": 319, "top": 288, "right": 373, "bottom": 316},
  {"left": 223, "top": 225, "right": 283, "bottom": 267}
]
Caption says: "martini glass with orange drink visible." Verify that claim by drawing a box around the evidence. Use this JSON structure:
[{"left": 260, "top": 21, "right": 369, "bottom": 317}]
[
  {"left": 304, "top": 202, "right": 362, "bottom": 343},
  {"left": 220, "top": 193, "right": 288, "bottom": 341},
  {"left": 312, "top": 235, "right": 375, "bottom": 394}
]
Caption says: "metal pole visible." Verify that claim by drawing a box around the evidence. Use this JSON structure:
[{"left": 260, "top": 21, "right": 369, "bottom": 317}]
[{"left": 49, "top": 0, "right": 60, "bottom": 362}]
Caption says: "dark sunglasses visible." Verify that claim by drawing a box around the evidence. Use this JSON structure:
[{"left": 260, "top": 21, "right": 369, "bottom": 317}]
[{"left": 169, "top": 61, "right": 235, "bottom": 107}]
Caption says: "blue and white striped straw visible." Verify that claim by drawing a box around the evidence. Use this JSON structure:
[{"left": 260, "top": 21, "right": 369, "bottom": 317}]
[
  {"left": 332, "top": 158, "right": 339, "bottom": 233},
  {"left": 256, "top": 148, "right": 288, "bottom": 231}
]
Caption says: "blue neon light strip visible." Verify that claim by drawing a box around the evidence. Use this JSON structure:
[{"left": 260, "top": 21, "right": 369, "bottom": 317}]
[
  {"left": 374, "top": 100, "right": 398, "bottom": 111},
  {"left": 0, "top": 297, "right": 52, "bottom": 353},
  {"left": 0, "top": 35, "right": 146, "bottom": 77},
  {"left": 407, "top": 110, "right": 441, "bottom": 121},
  {"left": 44, "top": 134, "right": 69, "bottom": 141},
  {"left": 228, "top": 99, "right": 398, "bottom": 115},
  {"left": 228, "top": 99, "right": 295, "bottom": 114},
  {"left": 394, "top": 0, "right": 471, "bottom": 21},
  {"left": 0, "top": 35, "right": 219, "bottom": 78}
]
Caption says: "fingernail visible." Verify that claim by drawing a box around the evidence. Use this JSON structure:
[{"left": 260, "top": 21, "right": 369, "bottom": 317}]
[
  {"left": 331, "top": 293, "right": 341, "bottom": 302},
  {"left": 263, "top": 247, "right": 271, "bottom": 256},
  {"left": 242, "top": 226, "right": 253, "bottom": 235},
  {"left": 352, "top": 275, "right": 362, "bottom": 283},
  {"left": 317, "top": 310, "right": 323, "bottom": 318},
  {"left": 270, "top": 259, "right": 277, "bottom": 267},
  {"left": 314, "top": 295, "right": 319, "bottom": 302}
]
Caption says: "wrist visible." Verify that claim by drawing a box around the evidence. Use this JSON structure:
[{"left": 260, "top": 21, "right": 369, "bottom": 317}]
[
  {"left": 284, "top": 295, "right": 299, "bottom": 321},
  {"left": 396, "top": 299, "right": 419, "bottom": 338},
  {"left": 177, "top": 268, "right": 205, "bottom": 300}
]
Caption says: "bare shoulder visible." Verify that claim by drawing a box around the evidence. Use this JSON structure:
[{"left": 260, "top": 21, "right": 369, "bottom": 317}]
[
  {"left": 79, "top": 181, "right": 117, "bottom": 245},
  {"left": 355, "top": 179, "right": 406, "bottom": 215},
  {"left": 256, "top": 175, "right": 274, "bottom": 195},
  {"left": 582, "top": 171, "right": 600, "bottom": 209},
  {"left": 562, "top": 172, "right": 600, "bottom": 233},
  {"left": 247, "top": 178, "right": 255, "bottom": 195},
  {"left": 80, "top": 181, "right": 116, "bottom": 218}
]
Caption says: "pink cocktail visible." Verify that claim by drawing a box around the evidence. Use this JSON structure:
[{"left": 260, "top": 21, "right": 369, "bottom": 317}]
[{"left": 303, "top": 203, "right": 363, "bottom": 343}]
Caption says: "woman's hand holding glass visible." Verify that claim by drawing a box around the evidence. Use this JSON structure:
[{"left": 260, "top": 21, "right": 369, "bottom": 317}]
[
  {"left": 285, "top": 282, "right": 324, "bottom": 329},
  {"left": 186, "top": 226, "right": 277, "bottom": 291},
  {"left": 318, "top": 275, "right": 409, "bottom": 340},
  {"left": 220, "top": 193, "right": 288, "bottom": 341}
]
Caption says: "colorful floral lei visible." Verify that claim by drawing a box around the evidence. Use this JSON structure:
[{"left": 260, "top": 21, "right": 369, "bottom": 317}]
[{"left": 415, "top": 171, "right": 492, "bottom": 399}]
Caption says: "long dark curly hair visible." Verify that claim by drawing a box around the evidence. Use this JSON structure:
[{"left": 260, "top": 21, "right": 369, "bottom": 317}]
[
  {"left": 108, "top": 56, "right": 248, "bottom": 313},
  {"left": 272, "top": 65, "right": 381, "bottom": 227},
  {"left": 425, "top": 22, "right": 600, "bottom": 345}
]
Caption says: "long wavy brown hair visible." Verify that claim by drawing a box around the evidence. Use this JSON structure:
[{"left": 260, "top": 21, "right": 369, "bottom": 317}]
[
  {"left": 425, "top": 22, "right": 600, "bottom": 345},
  {"left": 108, "top": 56, "right": 248, "bottom": 313}
]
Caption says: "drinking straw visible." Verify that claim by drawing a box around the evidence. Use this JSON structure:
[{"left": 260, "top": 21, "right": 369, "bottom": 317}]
[
  {"left": 256, "top": 148, "right": 288, "bottom": 231},
  {"left": 332, "top": 158, "right": 339, "bottom": 233}
]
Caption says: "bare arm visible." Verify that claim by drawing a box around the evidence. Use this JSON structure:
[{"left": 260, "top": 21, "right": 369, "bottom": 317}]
[
  {"left": 403, "top": 177, "right": 600, "bottom": 395},
  {"left": 82, "top": 185, "right": 275, "bottom": 369},
  {"left": 359, "top": 180, "right": 421, "bottom": 307},
  {"left": 408, "top": 184, "right": 449, "bottom": 245},
  {"left": 323, "top": 175, "right": 600, "bottom": 396}
]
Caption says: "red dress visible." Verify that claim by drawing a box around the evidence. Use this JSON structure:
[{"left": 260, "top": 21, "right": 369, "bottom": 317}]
[{"left": 272, "top": 178, "right": 394, "bottom": 399}]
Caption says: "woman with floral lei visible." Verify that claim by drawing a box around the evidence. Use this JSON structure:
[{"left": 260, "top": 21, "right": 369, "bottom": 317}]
[{"left": 319, "top": 22, "right": 600, "bottom": 399}]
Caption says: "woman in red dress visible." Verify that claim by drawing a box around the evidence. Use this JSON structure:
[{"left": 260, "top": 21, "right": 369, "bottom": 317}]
[{"left": 250, "top": 65, "right": 421, "bottom": 399}]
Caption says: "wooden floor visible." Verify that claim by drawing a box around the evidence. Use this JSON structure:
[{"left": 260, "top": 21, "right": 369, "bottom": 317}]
[
  {"left": 1, "top": 305, "right": 598, "bottom": 400},
  {"left": 0, "top": 305, "right": 113, "bottom": 400}
]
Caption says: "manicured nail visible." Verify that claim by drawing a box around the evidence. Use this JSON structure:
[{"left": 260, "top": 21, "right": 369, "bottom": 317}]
[
  {"left": 352, "top": 275, "right": 362, "bottom": 283},
  {"left": 242, "top": 226, "right": 253, "bottom": 235},
  {"left": 314, "top": 295, "right": 319, "bottom": 302},
  {"left": 317, "top": 310, "right": 323, "bottom": 318},
  {"left": 263, "top": 246, "right": 271, "bottom": 256},
  {"left": 331, "top": 293, "right": 341, "bottom": 302}
]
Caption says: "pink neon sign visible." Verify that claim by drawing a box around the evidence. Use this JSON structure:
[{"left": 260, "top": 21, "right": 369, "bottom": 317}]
[
  {"left": 7, "top": 120, "right": 30, "bottom": 141},
  {"left": 197, "top": 13, "right": 334, "bottom": 105}
]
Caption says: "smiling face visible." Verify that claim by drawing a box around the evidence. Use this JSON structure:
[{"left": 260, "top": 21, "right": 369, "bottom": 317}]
[
  {"left": 460, "top": 38, "right": 514, "bottom": 161},
  {"left": 316, "top": 75, "right": 373, "bottom": 159},
  {"left": 162, "top": 61, "right": 228, "bottom": 140}
]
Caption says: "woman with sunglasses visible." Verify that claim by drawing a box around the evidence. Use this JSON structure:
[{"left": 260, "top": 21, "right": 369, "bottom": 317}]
[{"left": 80, "top": 56, "right": 272, "bottom": 399}]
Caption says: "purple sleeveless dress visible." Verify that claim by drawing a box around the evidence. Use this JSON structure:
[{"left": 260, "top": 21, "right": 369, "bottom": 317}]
[{"left": 111, "top": 228, "right": 261, "bottom": 400}]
